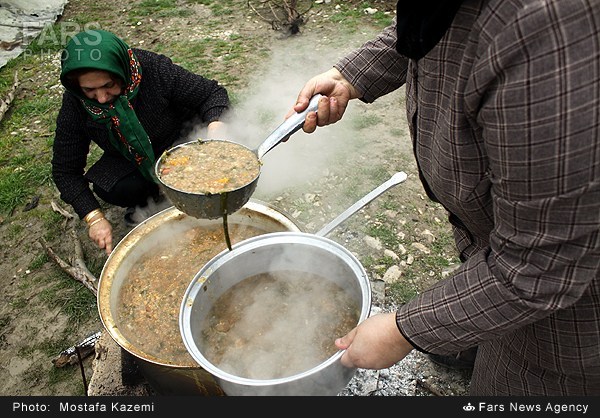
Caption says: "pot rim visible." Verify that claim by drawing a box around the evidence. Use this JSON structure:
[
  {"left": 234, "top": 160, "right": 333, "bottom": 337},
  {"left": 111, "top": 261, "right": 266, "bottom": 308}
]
[
  {"left": 179, "top": 231, "right": 372, "bottom": 385},
  {"left": 97, "top": 202, "right": 303, "bottom": 368}
]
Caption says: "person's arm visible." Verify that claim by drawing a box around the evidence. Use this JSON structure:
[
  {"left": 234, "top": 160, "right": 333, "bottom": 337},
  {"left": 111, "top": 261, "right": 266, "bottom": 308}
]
[
  {"left": 53, "top": 94, "right": 103, "bottom": 217},
  {"left": 52, "top": 93, "right": 114, "bottom": 255},
  {"left": 397, "top": 1, "right": 600, "bottom": 355},
  {"left": 291, "top": 17, "right": 408, "bottom": 133},
  {"left": 149, "top": 51, "right": 230, "bottom": 124},
  {"left": 334, "top": 17, "right": 407, "bottom": 104}
]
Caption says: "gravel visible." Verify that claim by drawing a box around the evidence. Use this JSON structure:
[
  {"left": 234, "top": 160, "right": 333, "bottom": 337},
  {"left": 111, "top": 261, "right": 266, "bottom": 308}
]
[{"left": 338, "top": 283, "right": 472, "bottom": 397}]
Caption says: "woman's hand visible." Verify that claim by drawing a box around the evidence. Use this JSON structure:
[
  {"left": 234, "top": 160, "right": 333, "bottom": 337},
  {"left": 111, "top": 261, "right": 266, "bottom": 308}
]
[
  {"left": 206, "top": 120, "right": 227, "bottom": 139},
  {"left": 335, "top": 312, "right": 414, "bottom": 369},
  {"left": 288, "top": 67, "right": 361, "bottom": 133},
  {"left": 88, "top": 218, "right": 113, "bottom": 255}
]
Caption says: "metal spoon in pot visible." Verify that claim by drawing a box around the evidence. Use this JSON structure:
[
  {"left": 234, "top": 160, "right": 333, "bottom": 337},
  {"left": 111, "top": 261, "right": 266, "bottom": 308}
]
[{"left": 316, "top": 171, "right": 408, "bottom": 237}]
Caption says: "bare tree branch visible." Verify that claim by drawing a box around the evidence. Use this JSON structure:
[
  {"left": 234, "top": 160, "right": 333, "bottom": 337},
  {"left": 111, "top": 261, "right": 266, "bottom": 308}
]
[
  {"left": 51, "top": 200, "right": 74, "bottom": 220},
  {"left": 41, "top": 214, "right": 101, "bottom": 369},
  {"left": 0, "top": 71, "right": 19, "bottom": 123},
  {"left": 247, "top": 0, "right": 312, "bottom": 35},
  {"left": 39, "top": 237, "right": 98, "bottom": 296}
]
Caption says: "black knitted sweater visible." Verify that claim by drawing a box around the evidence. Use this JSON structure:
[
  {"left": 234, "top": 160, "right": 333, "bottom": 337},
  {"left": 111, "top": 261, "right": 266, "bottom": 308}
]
[{"left": 52, "top": 48, "right": 230, "bottom": 219}]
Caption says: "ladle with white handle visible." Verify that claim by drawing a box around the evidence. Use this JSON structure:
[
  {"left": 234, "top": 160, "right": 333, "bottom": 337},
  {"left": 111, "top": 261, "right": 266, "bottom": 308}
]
[
  {"left": 156, "top": 94, "right": 323, "bottom": 220},
  {"left": 317, "top": 171, "right": 408, "bottom": 237},
  {"left": 256, "top": 93, "right": 323, "bottom": 159}
]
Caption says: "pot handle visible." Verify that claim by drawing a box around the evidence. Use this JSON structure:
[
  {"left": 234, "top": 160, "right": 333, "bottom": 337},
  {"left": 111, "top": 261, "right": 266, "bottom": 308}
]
[
  {"left": 255, "top": 94, "right": 323, "bottom": 160},
  {"left": 316, "top": 171, "right": 408, "bottom": 237}
]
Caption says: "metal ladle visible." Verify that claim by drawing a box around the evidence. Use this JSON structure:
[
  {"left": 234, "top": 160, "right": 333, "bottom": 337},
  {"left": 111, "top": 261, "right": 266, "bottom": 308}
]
[
  {"left": 156, "top": 94, "right": 323, "bottom": 220},
  {"left": 316, "top": 171, "right": 408, "bottom": 237}
]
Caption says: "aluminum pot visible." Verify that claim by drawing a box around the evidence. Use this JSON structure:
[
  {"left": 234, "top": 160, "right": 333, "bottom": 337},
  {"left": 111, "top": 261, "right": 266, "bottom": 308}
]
[
  {"left": 155, "top": 94, "right": 322, "bottom": 220},
  {"left": 179, "top": 172, "right": 407, "bottom": 396},
  {"left": 180, "top": 232, "right": 370, "bottom": 396},
  {"left": 97, "top": 200, "right": 302, "bottom": 395}
]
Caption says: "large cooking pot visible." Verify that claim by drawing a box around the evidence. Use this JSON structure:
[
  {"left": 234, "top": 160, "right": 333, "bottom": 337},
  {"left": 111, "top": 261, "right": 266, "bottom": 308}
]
[
  {"left": 97, "top": 200, "right": 302, "bottom": 395},
  {"left": 180, "top": 172, "right": 407, "bottom": 396},
  {"left": 155, "top": 94, "right": 322, "bottom": 220}
]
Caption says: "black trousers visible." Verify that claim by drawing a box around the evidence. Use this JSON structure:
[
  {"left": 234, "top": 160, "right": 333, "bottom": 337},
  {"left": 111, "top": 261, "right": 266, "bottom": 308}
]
[{"left": 93, "top": 171, "right": 159, "bottom": 209}]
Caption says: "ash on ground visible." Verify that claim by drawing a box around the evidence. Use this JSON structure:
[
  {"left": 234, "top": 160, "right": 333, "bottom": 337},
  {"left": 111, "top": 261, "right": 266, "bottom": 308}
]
[
  {"left": 338, "top": 281, "right": 472, "bottom": 397},
  {"left": 340, "top": 350, "right": 471, "bottom": 396}
]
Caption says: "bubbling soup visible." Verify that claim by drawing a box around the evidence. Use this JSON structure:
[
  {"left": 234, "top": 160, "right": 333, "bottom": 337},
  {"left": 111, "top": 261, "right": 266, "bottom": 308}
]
[
  {"left": 157, "top": 140, "right": 261, "bottom": 194},
  {"left": 197, "top": 270, "right": 360, "bottom": 379},
  {"left": 116, "top": 223, "right": 269, "bottom": 366}
]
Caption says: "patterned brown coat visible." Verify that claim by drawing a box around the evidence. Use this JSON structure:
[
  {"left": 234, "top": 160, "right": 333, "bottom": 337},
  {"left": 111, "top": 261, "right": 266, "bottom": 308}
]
[{"left": 336, "top": 0, "right": 600, "bottom": 395}]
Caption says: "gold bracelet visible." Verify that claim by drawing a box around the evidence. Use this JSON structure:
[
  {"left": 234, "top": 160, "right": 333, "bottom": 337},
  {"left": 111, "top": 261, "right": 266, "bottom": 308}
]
[
  {"left": 88, "top": 217, "right": 106, "bottom": 228},
  {"left": 84, "top": 209, "right": 103, "bottom": 224}
]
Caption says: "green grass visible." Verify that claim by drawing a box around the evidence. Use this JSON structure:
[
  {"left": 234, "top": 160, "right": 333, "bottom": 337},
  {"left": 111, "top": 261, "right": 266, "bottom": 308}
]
[
  {"left": 10, "top": 296, "right": 28, "bottom": 310},
  {"left": 0, "top": 315, "right": 9, "bottom": 345},
  {"left": 5, "top": 97, "right": 58, "bottom": 132},
  {"left": 387, "top": 280, "right": 420, "bottom": 304},
  {"left": 351, "top": 113, "right": 383, "bottom": 130},
  {"left": 354, "top": 192, "right": 460, "bottom": 304},
  {"left": 47, "top": 367, "right": 87, "bottom": 396},
  {"left": 365, "top": 221, "right": 398, "bottom": 248},
  {"left": 341, "top": 165, "right": 394, "bottom": 202},
  {"left": 39, "top": 210, "right": 67, "bottom": 241},
  {"left": 128, "top": 0, "right": 191, "bottom": 24},
  {"left": 204, "top": 1, "right": 235, "bottom": 16},
  {"left": 167, "top": 37, "right": 252, "bottom": 85},
  {"left": 324, "top": 1, "right": 394, "bottom": 31},
  {"left": 38, "top": 275, "right": 97, "bottom": 326},
  {"left": 28, "top": 253, "right": 49, "bottom": 271},
  {"left": 0, "top": 166, "right": 51, "bottom": 215},
  {"left": 6, "top": 266, "right": 97, "bottom": 394},
  {"left": 24, "top": 24, "right": 69, "bottom": 55},
  {"left": 19, "top": 340, "right": 88, "bottom": 395},
  {"left": 127, "top": 0, "right": 235, "bottom": 24},
  {"left": 0, "top": 53, "right": 58, "bottom": 215},
  {"left": 4, "top": 222, "right": 24, "bottom": 240}
]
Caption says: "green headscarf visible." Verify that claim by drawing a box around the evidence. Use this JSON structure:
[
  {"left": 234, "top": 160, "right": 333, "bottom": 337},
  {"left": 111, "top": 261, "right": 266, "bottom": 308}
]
[{"left": 60, "top": 29, "right": 156, "bottom": 182}]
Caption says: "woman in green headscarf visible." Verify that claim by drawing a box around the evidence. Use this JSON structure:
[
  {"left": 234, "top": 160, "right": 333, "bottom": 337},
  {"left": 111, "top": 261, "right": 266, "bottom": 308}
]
[{"left": 53, "top": 29, "right": 229, "bottom": 255}]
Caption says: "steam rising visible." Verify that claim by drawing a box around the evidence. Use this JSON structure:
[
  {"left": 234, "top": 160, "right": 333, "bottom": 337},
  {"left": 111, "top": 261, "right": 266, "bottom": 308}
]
[
  {"left": 118, "top": 29, "right": 389, "bottom": 395},
  {"left": 180, "top": 29, "right": 382, "bottom": 201},
  {"left": 198, "top": 270, "right": 360, "bottom": 380}
]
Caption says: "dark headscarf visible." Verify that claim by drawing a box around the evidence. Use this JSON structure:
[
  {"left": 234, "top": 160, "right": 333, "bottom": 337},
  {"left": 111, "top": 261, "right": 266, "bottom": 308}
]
[
  {"left": 395, "top": 0, "right": 464, "bottom": 60},
  {"left": 60, "top": 30, "right": 156, "bottom": 182}
]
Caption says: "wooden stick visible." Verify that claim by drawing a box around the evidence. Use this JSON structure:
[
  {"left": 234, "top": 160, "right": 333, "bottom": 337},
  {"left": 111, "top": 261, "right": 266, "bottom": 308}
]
[
  {"left": 44, "top": 202, "right": 102, "bottom": 367},
  {"left": 43, "top": 230, "right": 101, "bottom": 369},
  {"left": 416, "top": 378, "right": 446, "bottom": 396},
  {"left": 51, "top": 200, "right": 74, "bottom": 220},
  {"left": 45, "top": 201, "right": 98, "bottom": 291},
  {"left": 39, "top": 237, "right": 98, "bottom": 296},
  {"left": 0, "top": 71, "right": 19, "bottom": 123},
  {"left": 70, "top": 229, "right": 98, "bottom": 287},
  {"left": 52, "top": 331, "right": 101, "bottom": 368}
]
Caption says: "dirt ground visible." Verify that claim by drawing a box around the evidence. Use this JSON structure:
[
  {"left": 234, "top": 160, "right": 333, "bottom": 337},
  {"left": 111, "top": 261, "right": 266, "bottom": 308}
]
[{"left": 0, "top": 0, "right": 471, "bottom": 396}]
